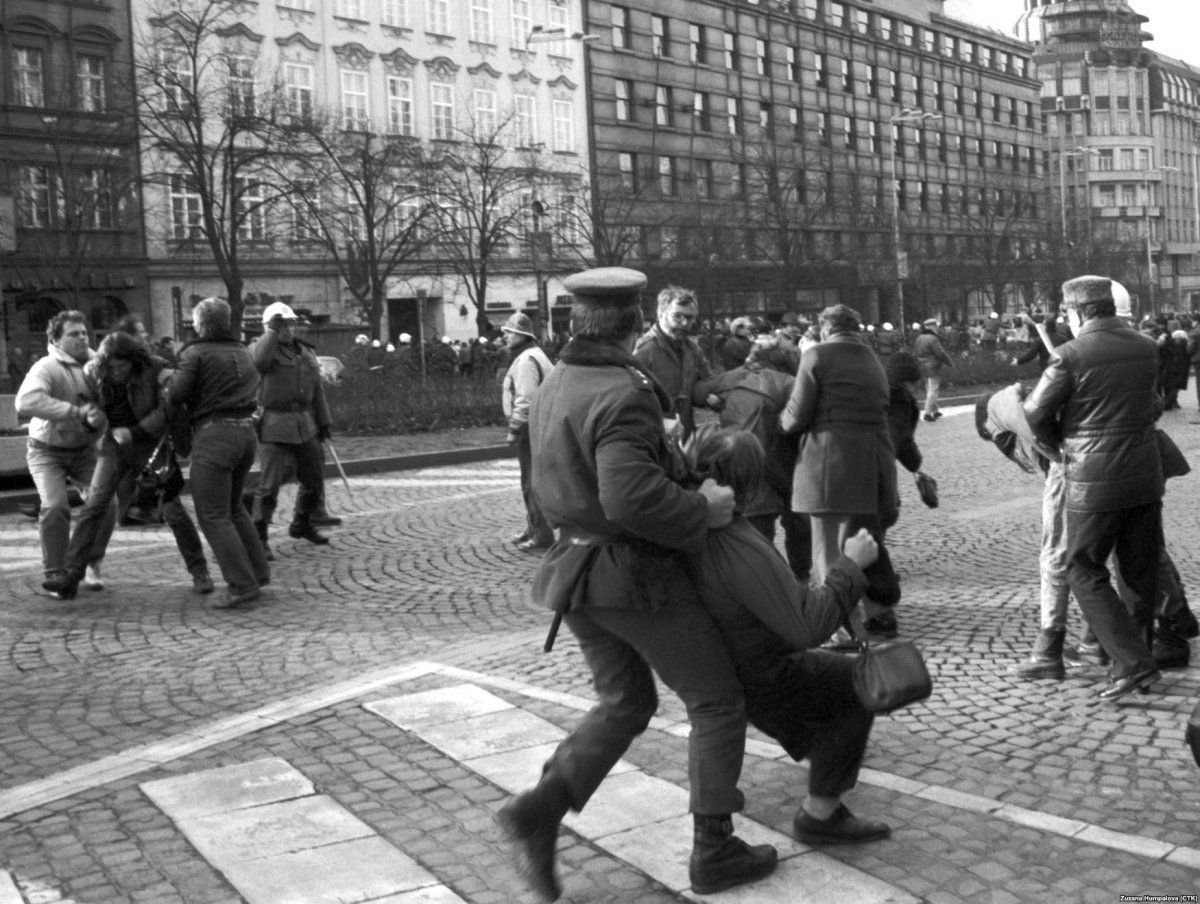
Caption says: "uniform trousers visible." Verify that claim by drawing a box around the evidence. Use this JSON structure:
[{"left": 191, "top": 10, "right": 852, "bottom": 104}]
[
  {"left": 254, "top": 437, "right": 324, "bottom": 527},
  {"left": 550, "top": 598, "right": 748, "bottom": 816}
]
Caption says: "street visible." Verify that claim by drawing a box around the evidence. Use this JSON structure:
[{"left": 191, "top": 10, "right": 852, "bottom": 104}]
[{"left": 1, "top": 400, "right": 1198, "bottom": 903}]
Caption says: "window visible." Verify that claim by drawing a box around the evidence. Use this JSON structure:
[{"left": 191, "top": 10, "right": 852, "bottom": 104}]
[
  {"left": 615, "top": 79, "right": 633, "bottom": 121},
  {"left": 655, "top": 85, "right": 673, "bottom": 127},
  {"left": 611, "top": 6, "right": 630, "bottom": 49},
  {"left": 786, "top": 46, "right": 799, "bottom": 82},
  {"left": 552, "top": 99, "right": 573, "bottom": 151},
  {"left": 726, "top": 96, "right": 741, "bottom": 135},
  {"left": 651, "top": 15, "right": 669, "bottom": 57},
  {"left": 690, "top": 24, "right": 706, "bottom": 65},
  {"left": 341, "top": 70, "right": 369, "bottom": 130},
  {"left": 865, "top": 62, "right": 878, "bottom": 97},
  {"left": 814, "top": 52, "right": 826, "bottom": 88},
  {"left": 384, "top": 0, "right": 410, "bottom": 27},
  {"left": 755, "top": 39, "right": 768, "bottom": 77},
  {"left": 547, "top": 4, "right": 569, "bottom": 56},
  {"left": 474, "top": 88, "right": 497, "bottom": 137},
  {"left": 79, "top": 168, "right": 113, "bottom": 229},
  {"left": 169, "top": 173, "right": 202, "bottom": 240},
  {"left": 658, "top": 155, "right": 676, "bottom": 196},
  {"left": 827, "top": 2, "right": 846, "bottom": 27},
  {"left": 760, "top": 102, "right": 774, "bottom": 138},
  {"left": 162, "top": 46, "right": 194, "bottom": 113},
  {"left": 235, "top": 178, "right": 266, "bottom": 241},
  {"left": 724, "top": 32, "right": 738, "bottom": 70},
  {"left": 842, "top": 115, "right": 855, "bottom": 148},
  {"left": 427, "top": 0, "right": 450, "bottom": 33},
  {"left": 941, "top": 34, "right": 956, "bottom": 58},
  {"left": 227, "top": 56, "right": 255, "bottom": 119},
  {"left": 889, "top": 68, "right": 899, "bottom": 102},
  {"left": 960, "top": 39, "right": 975, "bottom": 63},
  {"left": 695, "top": 159, "right": 713, "bottom": 199},
  {"left": 388, "top": 76, "right": 414, "bottom": 135},
  {"left": 13, "top": 47, "right": 45, "bottom": 107},
  {"left": 509, "top": 0, "right": 530, "bottom": 42},
  {"left": 730, "top": 162, "right": 746, "bottom": 199},
  {"left": 17, "top": 165, "right": 51, "bottom": 228},
  {"left": 291, "top": 181, "right": 321, "bottom": 242},
  {"left": 470, "top": 0, "right": 493, "bottom": 42},
  {"left": 868, "top": 119, "right": 880, "bottom": 154},
  {"left": 853, "top": 9, "right": 869, "bottom": 34},
  {"left": 790, "top": 106, "right": 802, "bottom": 141},
  {"left": 818, "top": 110, "right": 830, "bottom": 145},
  {"left": 617, "top": 152, "right": 638, "bottom": 191},
  {"left": 337, "top": 0, "right": 365, "bottom": 16},
  {"left": 901, "top": 22, "right": 915, "bottom": 47},
  {"left": 430, "top": 81, "right": 454, "bottom": 139},
  {"left": 77, "top": 54, "right": 106, "bottom": 113},
  {"left": 801, "top": 0, "right": 817, "bottom": 19},
  {"left": 840, "top": 58, "right": 852, "bottom": 92},
  {"left": 878, "top": 15, "right": 894, "bottom": 41},
  {"left": 513, "top": 92, "right": 536, "bottom": 146},
  {"left": 284, "top": 62, "right": 313, "bottom": 121},
  {"left": 694, "top": 92, "right": 710, "bottom": 131}
]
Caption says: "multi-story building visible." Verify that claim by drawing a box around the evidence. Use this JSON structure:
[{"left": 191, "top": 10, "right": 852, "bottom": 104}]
[
  {"left": 0, "top": 0, "right": 146, "bottom": 386},
  {"left": 1017, "top": 0, "right": 1200, "bottom": 314},
  {"left": 130, "top": 0, "right": 592, "bottom": 345},
  {"left": 583, "top": 0, "right": 1045, "bottom": 326}
]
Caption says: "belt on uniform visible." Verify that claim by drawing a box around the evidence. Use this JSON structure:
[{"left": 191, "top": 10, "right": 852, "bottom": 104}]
[{"left": 196, "top": 416, "right": 255, "bottom": 430}]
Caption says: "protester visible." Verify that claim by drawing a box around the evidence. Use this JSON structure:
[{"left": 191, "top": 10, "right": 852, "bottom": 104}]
[
  {"left": 685, "top": 426, "right": 892, "bottom": 844},
  {"left": 249, "top": 302, "right": 335, "bottom": 559},
  {"left": 1013, "top": 313, "right": 1067, "bottom": 370},
  {"left": 168, "top": 298, "right": 270, "bottom": 609},
  {"left": 41, "top": 332, "right": 213, "bottom": 599},
  {"left": 780, "top": 304, "right": 898, "bottom": 641},
  {"left": 913, "top": 318, "right": 954, "bottom": 421},
  {"left": 717, "top": 317, "right": 754, "bottom": 371},
  {"left": 633, "top": 285, "right": 721, "bottom": 441},
  {"left": 497, "top": 267, "right": 777, "bottom": 902},
  {"left": 15, "top": 310, "right": 115, "bottom": 597},
  {"left": 500, "top": 312, "right": 554, "bottom": 553},
  {"left": 1023, "top": 275, "right": 1163, "bottom": 700}
]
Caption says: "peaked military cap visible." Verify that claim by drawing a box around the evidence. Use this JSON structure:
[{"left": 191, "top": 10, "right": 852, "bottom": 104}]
[{"left": 563, "top": 267, "right": 647, "bottom": 304}]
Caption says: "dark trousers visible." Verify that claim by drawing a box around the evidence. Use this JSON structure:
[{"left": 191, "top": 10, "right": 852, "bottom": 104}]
[
  {"left": 516, "top": 425, "right": 553, "bottom": 545},
  {"left": 551, "top": 599, "right": 747, "bottom": 816},
  {"left": 747, "top": 511, "right": 812, "bottom": 582},
  {"left": 254, "top": 437, "right": 324, "bottom": 528},
  {"left": 1065, "top": 502, "right": 1160, "bottom": 678},
  {"left": 747, "top": 649, "right": 873, "bottom": 797}
]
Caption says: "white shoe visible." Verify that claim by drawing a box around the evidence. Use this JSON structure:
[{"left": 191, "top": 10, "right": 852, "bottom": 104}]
[{"left": 84, "top": 563, "right": 105, "bottom": 591}]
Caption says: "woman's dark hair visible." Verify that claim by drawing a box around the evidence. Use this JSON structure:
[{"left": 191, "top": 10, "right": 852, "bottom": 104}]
[
  {"left": 746, "top": 339, "right": 800, "bottom": 376},
  {"left": 95, "top": 330, "right": 153, "bottom": 383},
  {"left": 113, "top": 313, "right": 147, "bottom": 338},
  {"left": 685, "top": 425, "right": 765, "bottom": 510}
]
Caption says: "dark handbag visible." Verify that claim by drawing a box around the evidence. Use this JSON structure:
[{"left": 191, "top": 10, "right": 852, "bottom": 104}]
[
  {"left": 841, "top": 612, "right": 933, "bottom": 713},
  {"left": 1156, "top": 428, "right": 1190, "bottom": 479},
  {"left": 915, "top": 471, "right": 939, "bottom": 508}
]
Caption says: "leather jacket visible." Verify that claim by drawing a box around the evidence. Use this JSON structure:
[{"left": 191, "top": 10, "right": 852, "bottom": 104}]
[
  {"left": 1023, "top": 316, "right": 1162, "bottom": 512},
  {"left": 169, "top": 336, "right": 260, "bottom": 425}
]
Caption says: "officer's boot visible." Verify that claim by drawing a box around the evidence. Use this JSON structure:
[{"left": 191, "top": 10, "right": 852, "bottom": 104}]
[
  {"left": 496, "top": 772, "right": 572, "bottom": 902},
  {"left": 688, "top": 814, "right": 778, "bottom": 895},
  {"left": 1153, "top": 618, "right": 1192, "bottom": 669},
  {"left": 288, "top": 515, "right": 329, "bottom": 545},
  {"left": 1010, "top": 627, "right": 1066, "bottom": 680},
  {"left": 254, "top": 521, "right": 274, "bottom": 562}
]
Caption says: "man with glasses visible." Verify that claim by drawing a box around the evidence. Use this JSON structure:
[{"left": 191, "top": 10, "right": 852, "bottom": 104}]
[{"left": 634, "top": 285, "right": 722, "bottom": 440}]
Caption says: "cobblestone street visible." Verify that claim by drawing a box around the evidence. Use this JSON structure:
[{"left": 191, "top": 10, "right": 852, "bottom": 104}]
[{"left": 1, "top": 398, "right": 1198, "bottom": 903}]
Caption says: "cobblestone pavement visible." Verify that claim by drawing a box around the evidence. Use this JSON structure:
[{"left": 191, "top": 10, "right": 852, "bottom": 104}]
[{"left": 1, "top": 395, "right": 1199, "bottom": 903}]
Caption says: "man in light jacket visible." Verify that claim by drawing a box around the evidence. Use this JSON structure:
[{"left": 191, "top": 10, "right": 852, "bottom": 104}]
[
  {"left": 500, "top": 312, "right": 554, "bottom": 552},
  {"left": 15, "top": 311, "right": 115, "bottom": 595}
]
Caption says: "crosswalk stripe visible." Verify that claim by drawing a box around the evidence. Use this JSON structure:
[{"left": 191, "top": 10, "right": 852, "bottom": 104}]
[{"left": 366, "top": 684, "right": 916, "bottom": 904}]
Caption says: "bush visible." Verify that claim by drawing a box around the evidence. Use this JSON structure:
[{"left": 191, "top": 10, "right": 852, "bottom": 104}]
[
  {"left": 327, "top": 368, "right": 507, "bottom": 434},
  {"left": 940, "top": 349, "right": 1043, "bottom": 389}
]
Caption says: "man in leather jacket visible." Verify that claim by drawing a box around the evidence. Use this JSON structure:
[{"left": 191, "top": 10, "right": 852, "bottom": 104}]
[{"left": 1023, "top": 275, "right": 1162, "bottom": 701}]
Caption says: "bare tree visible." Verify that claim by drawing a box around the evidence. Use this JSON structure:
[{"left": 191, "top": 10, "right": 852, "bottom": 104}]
[{"left": 133, "top": 0, "right": 289, "bottom": 330}]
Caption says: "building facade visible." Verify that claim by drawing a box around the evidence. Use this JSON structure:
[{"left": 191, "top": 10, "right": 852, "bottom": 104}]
[
  {"left": 0, "top": 0, "right": 146, "bottom": 386},
  {"left": 1018, "top": 0, "right": 1200, "bottom": 315},
  {"left": 583, "top": 0, "right": 1046, "bottom": 327}
]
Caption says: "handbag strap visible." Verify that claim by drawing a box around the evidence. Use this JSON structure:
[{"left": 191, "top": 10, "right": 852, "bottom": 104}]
[{"left": 838, "top": 608, "right": 872, "bottom": 654}]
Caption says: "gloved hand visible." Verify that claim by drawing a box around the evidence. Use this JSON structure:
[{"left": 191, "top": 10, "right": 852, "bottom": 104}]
[{"left": 317, "top": 425, "right": 332, "bottom": 442}]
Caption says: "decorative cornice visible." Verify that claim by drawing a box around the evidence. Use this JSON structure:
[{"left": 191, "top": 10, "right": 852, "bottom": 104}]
[
  {"left": 216, "top": 22, "right": 265, "bottom": 44},
  {"left": 382, "top": 47, "right": 420, "bottom": 76},
  {"left": 548, "top": 75, "right": 578, "bottom": 91},
  {"left": 424, "top": 56, "right": 460, "bottom": 79},
  {"left": 467, "top": 62, "right": 502, "bottom": 80},
  {"left": 332, "top": 42, "right": 374, "bottom": 69},
  {"left": 509, "top": 68, "right": 540, "bottom": 86},
  {"left": 275, "top": 32, "right": 321, "bottom": 53}
]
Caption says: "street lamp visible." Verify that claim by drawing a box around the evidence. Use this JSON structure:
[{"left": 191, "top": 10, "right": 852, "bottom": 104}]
[
  {"left": 890, "top": 109, "right": 941, "bottom": 336},
  {"left": 1143, "top": 164, "right": 1179, "bottom": 316}
]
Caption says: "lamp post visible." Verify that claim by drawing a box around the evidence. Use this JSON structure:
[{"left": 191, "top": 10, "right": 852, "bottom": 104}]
[
  {"left": 890, "top": 109, "right": 940, "bottom": 336},
  {"left": 1143, "top": 165, "right": 1179, "bottom": 316}
]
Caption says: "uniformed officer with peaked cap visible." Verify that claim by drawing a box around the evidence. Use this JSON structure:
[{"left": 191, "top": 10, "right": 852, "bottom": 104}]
[{"left": 496, "top": 266, "right": 776, "bottom": 901}]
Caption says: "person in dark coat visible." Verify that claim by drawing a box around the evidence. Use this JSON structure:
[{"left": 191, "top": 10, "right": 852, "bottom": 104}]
[
  {"left": 1024, "top": 275, "right": 1163, "bottom": 700},
  {"left": 717, "top": 317, "right": 754, "bottom": 371},
  {"left": 497, "top": 267, "right": 777, "bottom": 902},
  {"left": 912, "top": 318, "right": 955, "bottom": 421},
  {"left": 1158, "top": 329, "right": 1190, "bottom": 410},
  {"left": 1013, "top": 313, "right": 1068, "bottom": 370}
]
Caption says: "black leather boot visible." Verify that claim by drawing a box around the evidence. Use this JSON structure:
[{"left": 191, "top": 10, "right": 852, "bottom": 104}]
[
  {"left": 254, "top": 521, "right": 274, "bottom": 561},
  {"left": 288, "top": 519, "right": 329, "bottom": 545},
  {"left": 1153, "top": 619, "right": 1191, "bottom": 669},
  {"left": 496, "top": 773, "right": 572, "bottom": 902},
  {"left": 689, "top": 814, "right": 778, "bottom": 895},
  {"left": 1010, "top": 627, "right": 1066, "bottom": 679}
]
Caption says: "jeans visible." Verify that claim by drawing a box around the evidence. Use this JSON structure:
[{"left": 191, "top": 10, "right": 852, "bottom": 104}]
[
  {"left": 551, "top": 599, "right": 747, "bottom": 815},
  {"left": 1065, "top": 502, "right": 1161, "bottom": 678},
  {"left": 1039, "top": 463, "right": 1072, "bottom": 631},
  {"left": 923, "top": 374, "right": 942, "bottom": 417},
  {"left": 26, "top": 439, "right": 116, "bottom": 577},
  {"left": 189, "top": 422, "right": 270, "bottom": 595},
  {"left": 62, "top": 436, "right": 206, "bottom": 578},
  {"left": 254, "top": 437, "right": 324, "bottom": 528},
  {"left": 516, "top": 424, "right": 553, "bottom": 545}
]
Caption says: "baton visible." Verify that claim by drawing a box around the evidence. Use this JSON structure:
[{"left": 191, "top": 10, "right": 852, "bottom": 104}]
[{"left": 325, "top": 439, "right": 354, "bottom": 499}]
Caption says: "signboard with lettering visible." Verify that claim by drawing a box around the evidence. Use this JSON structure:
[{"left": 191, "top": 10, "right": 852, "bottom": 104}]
[{"left": 1099, "top": 19, "right": 1142, "bottom": 50}]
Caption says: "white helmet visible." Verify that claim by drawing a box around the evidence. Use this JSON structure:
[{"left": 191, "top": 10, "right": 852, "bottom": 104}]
[
  {"left": 398, "top": 332, "right": 413, "bottom": 344},
  {"left": 262, "top": 301, "right": 297, "bottom": 325}
]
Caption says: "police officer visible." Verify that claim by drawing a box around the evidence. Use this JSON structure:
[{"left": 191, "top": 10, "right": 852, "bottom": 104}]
[
  {"left": 496, "top": 267, "right": 776, "bottom": 902},
  {"left": 250, "top": 301, "right": 334, "bottom": 557}
]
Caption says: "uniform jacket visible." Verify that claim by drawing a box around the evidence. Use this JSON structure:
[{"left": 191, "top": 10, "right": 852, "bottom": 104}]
[
  {"left": 633, "top": 323, "right": 715, "bottom": 437},
  {"left": 781, "top": 332, "right": 896, "bottom": 515},
  {"left": 250, "top": 330, "right": 331, "bottom": 444},
  {"left": 912, "top": 328, "right": 954, "bottom": 376},
  {"left": 15, "top": 344, "right": 99, "bottom": 449},
  {"left": 1024, "top": 316, "right": 1163, "bottom": 513},
  {"left": 85, "top": 355, "right": 169, "bottom": 443},
  {"left": 528, "top": 337, "right": 710, "bottom": 615},
  {"left": 501, "top": 341, "right": 553, "bottom": 430},
  {"left": 169, "top": 336, "right": 260, "bottom": 426},
  {"left": 710, "top": 363, "right": 796, "bottom": 517}
]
